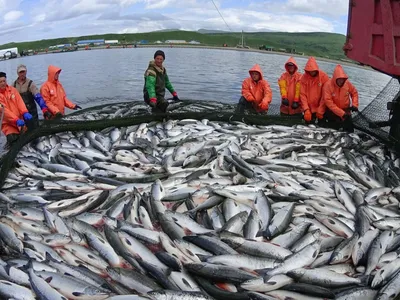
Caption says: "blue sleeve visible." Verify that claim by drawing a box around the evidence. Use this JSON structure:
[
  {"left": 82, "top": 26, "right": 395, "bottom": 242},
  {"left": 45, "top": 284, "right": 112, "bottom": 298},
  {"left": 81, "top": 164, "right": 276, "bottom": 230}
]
[{"left": 34, "top": 93, "right": 48, "bottom": 110}]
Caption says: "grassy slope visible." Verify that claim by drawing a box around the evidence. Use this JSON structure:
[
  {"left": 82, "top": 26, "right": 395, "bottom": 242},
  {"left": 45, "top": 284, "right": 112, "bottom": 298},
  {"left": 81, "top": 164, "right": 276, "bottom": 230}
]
[{"left": 0, "top": 30, "right": 347, "bottom": 60}]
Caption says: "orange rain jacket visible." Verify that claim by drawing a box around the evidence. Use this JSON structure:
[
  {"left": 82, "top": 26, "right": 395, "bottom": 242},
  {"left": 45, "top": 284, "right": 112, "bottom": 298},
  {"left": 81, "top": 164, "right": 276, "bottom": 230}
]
[
  {"left": 278, "top": 57, "right": 302, "bottom": 115},
  {"left": 0, "top": 85, "right": 29, "bottom": 136},
  {"left": 40, "top": 66, "right": 76, "bottom": 115},
  {"left": 300, "top": 57, "right": 330, "bottom": 114},
  {"left": 321, "top": 64, "right": 359, "bottom": 118},
  {"left": 241, "top": 64, "right": 272, "bottom": 111}
]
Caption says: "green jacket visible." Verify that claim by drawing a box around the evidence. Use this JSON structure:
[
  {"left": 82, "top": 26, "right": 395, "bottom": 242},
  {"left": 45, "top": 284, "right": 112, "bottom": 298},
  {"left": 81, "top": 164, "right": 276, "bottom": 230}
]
[{"left": 143, "top": 60, "right": 175, "bottom": 101}]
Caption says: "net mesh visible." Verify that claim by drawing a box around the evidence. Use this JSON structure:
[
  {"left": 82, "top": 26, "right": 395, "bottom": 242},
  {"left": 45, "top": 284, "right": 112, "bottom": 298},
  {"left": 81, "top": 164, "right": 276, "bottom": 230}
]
[
  {"left": 352, "top": 77, "right": 400, "bottom": 145},
  {"left": 0, "top": 77, "right": 399, "bottom": 190}
]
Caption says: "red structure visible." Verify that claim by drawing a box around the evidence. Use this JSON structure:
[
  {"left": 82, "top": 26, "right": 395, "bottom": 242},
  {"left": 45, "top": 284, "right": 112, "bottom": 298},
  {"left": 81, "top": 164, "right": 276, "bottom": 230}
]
[{"left": 344, "top": 0, "right": 400, "bottom": 78}]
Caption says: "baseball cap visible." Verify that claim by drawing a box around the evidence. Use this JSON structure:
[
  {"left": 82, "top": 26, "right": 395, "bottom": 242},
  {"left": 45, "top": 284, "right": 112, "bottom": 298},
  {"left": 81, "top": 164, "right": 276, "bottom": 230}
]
[{"left": 17, "top": 64, "right": 27, "bottom": 73}]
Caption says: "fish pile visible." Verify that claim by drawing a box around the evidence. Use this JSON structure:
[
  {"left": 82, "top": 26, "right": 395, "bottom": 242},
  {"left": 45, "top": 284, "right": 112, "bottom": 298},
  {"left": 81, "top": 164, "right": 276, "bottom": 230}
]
[{"left": 0, "top": 118, "right": 400, "bottom": 300}]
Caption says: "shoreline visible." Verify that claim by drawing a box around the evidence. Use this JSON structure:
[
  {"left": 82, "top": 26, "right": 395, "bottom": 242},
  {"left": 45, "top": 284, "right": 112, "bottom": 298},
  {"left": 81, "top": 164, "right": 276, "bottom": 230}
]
[{"left": 31, "top": 44, "right": 372, "bottom": 71}]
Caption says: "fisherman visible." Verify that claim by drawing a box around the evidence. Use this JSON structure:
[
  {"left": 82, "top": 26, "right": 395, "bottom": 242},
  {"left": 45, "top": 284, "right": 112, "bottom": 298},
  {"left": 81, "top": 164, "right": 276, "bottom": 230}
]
[
  {"left": 143, "top": 50, "right": 180, "bottom": 113},
  {"left": 320, "top": 64, "right": 359, "bottom": 133},
  {"left": 0, "top": 72, "right": 33, "bottom": 147},
  {"left": 236, "top": 64, "right": 272, "bottom": 114},
  {"left": 300, "top": 57, "right": 330, "bottom": 124},
  {"left": 278, "top": 57, "right": 302, "bottom": 117},
  {"left": 40, "top": 65, "right": 81, "bottom": 119},
  {"left": 13, "top": 64, "right": 52, "bottom": 126}
]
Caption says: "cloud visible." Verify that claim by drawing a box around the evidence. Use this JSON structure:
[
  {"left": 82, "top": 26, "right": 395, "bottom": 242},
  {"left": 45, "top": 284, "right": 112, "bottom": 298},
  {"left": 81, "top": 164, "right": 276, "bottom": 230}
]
[
  {"left": 3, "top": 10, "right": 24, "bottom": 23},
  {"left": 285, "top": 0, "right": 349, "bottom": 17},
  {"left": 144, "top": 0, "right": 176, "bottom": 9},
  {"left": 97, "top": 0, "right": 141, "bottom": 6},
  {"left": 251, "top": 0, "right": 348, "bottom": 19},
  {"left": 118, "top": 19, "right": 182, "bottom": 33},
  {"left": 98, "top": 11, "right": 171, "bottom": 21},
  {"left": 35, "top": 0, "right": 111, "bottom": 22},
  {"left": 0, "top": 0, "right": 348, "bottom": 44},
  {"left": 0, "top": 0, "right": 22, "bottom": 13},
  {"left": 169, "top": 7, "right": 334, "bottom": 33},
  {"left": 0, "top": 23, "right": 31, "bottom": 37}
]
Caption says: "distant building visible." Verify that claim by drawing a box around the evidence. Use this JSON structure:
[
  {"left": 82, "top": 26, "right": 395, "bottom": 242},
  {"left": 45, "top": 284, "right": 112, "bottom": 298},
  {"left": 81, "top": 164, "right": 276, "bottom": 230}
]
[
  {"left": 105, "top": 40, "right": 119, "bottom": 44},
  {"left": 56, "top": 44, "right": 72, "bottom": 49},
  {"left": 0, "top": 47, "right": 18, "bottom": 57},
  {"left": 139, "top": 40, "right": 149, "bottom": 44},
  {"left": 188, "top": 40, "right": 201, "bottom": 44},
  {"left": 155, "top": 40, "right": 163, "bottom": 44},
  {"left": 165, "top": 40, "right": 187, "bottom": 44},
  {"left": 76, "top": 39, "right": 105, "bottom": 46}
]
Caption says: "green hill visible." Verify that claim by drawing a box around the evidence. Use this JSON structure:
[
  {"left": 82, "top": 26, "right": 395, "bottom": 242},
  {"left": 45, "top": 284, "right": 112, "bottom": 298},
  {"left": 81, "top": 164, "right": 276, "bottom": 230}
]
[{"left": 0, "top": 30, "right": 347, "bottom": 60}]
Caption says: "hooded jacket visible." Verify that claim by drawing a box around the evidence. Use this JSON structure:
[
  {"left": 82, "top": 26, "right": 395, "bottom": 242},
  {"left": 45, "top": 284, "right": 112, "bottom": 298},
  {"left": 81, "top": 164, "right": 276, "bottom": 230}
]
[
  {"left": 278, "top": 57, "right": 302, "bottom": 115},
  {"left": 0, "top": 85, "right": 29, "bottom": 136},
  {"left": 40, "top": 65, "right": 76, "bottom": 115},
  {"left": 300, "top": 57, "right": 330, "bottom": 113},
  {"left": 320, "top": 64, "right": 359, "bottom": 117},
  {"left": 241, "top": 64, "right": 272, "bottom": 111}
]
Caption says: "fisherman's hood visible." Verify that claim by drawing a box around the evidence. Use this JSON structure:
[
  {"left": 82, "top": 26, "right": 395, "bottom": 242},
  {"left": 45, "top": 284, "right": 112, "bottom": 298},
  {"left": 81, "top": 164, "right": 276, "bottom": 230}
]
[
  {"left": 304, "top": 57, "right": 320, "bottom": 72},
  {"left": 285, "top": 57, "right": 298, "bottom": 73},
  {"left": 332, "top": 64, "right": 348, "bottom": 86},
  {"left": 48, "top": 65, "right": 61, "bottom": 83},
  {"left": 249, "top": 64, "right": 264, "bottom": 80}
]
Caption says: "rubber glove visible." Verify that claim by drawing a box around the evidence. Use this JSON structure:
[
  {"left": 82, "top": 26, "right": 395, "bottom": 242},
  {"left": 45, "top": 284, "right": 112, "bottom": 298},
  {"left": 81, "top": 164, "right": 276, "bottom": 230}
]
[
  {"left": 23, "top": 112, "right": 32, "bottom": 120},
  {"left": 42, "top": 108, "right": 52, "bottom": 120},
  {"left": 34, "top": 94, "right": 47, "bottom": 110},
  {"left": 342, "top": 113, "right": 351, "bottom": 121},
  {"left": 350, "top": 106, "right": 358, "bottom": 112},
  {"left": 291, "top": 101, "right": 300, "bottom": 109},
  {"left": 149, "top": 98, "right": 157, "bottom": 108},
  {"left": 172, "top": 92, "right": 180, "bottom": 101},
  {"left": 258, "top": 101, "right": 269, "bottom": 111},
  {"left": 304, "top": 110, "right": 312, "bottom": 122},
  {"left": 16, "top": 119, "right": 25, "bottom": 127}
]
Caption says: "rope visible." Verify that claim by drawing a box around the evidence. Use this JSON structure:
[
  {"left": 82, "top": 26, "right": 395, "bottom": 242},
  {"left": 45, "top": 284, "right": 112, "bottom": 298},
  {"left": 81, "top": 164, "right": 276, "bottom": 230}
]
[{"left": 210, "top": 0, "right": 233, "bottom": 32}]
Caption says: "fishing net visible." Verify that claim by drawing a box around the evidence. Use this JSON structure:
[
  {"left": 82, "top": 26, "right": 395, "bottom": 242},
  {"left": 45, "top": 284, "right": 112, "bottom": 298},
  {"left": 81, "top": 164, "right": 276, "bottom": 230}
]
[
  {"left": 352, "top": 78, "right": 400, "bottom": 147},
  {"left": 0, "top": 82, "right": 399, "bottom": 190}
]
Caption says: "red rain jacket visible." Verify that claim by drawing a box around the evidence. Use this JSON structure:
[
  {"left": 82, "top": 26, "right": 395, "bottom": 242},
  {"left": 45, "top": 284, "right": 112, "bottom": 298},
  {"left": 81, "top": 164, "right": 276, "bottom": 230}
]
[
  {"left": 300, "top": 57, "right": 330, "bottom": 114},
  {"left": 40, "top": 65, "right": 76, "bottom": 115},
  {"left": 278, "top": 57, "right": 302, "bottom": 115},
  {"left": 241, "top": 64, "right": 272, "bottom": 111},
  {"left": 320, "top": 64, "right": 359, "bottom": 117},
  {"left": 0, "top": 85, "right": 29, "bottom": 136}
]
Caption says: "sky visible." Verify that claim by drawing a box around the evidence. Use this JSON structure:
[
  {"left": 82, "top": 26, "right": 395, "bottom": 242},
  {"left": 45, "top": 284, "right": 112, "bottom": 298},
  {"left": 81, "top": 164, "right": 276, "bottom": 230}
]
[{"left": 0, "top": 0, "right": 349, "bottom": 44}]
